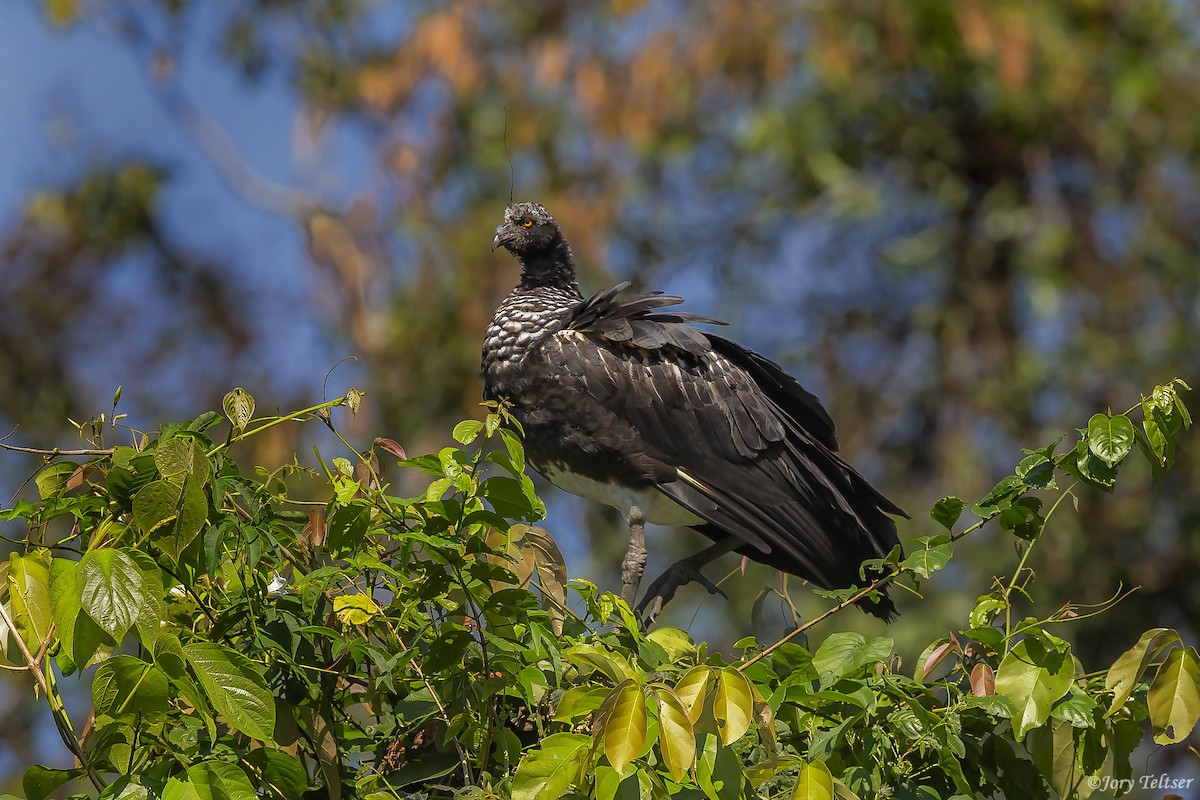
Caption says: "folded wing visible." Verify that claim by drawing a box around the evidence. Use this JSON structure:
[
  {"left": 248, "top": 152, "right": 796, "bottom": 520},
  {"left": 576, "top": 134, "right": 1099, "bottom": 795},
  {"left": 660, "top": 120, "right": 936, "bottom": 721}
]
[{"left": 537, "top": 283, "right": 905, "bottom": 617}]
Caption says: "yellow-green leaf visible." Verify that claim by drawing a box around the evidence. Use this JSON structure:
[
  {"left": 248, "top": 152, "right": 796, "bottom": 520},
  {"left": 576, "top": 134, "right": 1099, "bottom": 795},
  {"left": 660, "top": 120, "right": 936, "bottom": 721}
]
[
  {"left": 222, "top": 387, "right": 255, "bottom": 431},
  {"left": 34, "top": 462, "right": 77, "bottom": 500},
  {"left": 564, "top": 643, "right": 635, "bottom": 684},
  {"left": 1147, "top": 646, "right": 1200, "bottom": 744},
  {"left": 646, "top": 627, "right": 694, "bottom": 661},
  {"left": 602, "top": 680, "right": 647, "bottom": 772},
  {"left": 654, "top": 687, "right": 696, "bottom": 780},
  {"left": 7, "top": 552, "right": 53, "bottom": 651},
  {"left": 791, "top": 760, "right": 834, "bottom": 800},
  {"left": 1105, "top": 627, "right": 1180, "bottom": 717},
  {"left": 714, "top": 667, "right": 753, "bottom": 745},
  {"left": 675, "top": 665, "right": 713, "bottom": 725},
  {"left": 333, "top": 593, "right": 377, "bottom": 626}
]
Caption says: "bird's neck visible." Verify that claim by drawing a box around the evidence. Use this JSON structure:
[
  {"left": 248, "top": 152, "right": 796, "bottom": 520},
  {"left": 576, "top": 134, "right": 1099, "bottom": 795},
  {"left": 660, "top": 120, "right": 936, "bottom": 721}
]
[{"left": 515, "top": 239, "right": 583, "bottom": 299}]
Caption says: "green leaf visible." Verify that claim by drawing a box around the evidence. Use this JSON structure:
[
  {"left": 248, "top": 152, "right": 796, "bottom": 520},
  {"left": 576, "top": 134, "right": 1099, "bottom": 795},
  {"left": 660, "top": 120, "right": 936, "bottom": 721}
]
[
  {"left": 184, "top": 642, "right": 276, "bottom": 741},
  {"left": 133, "top": 478, "right": 208, "bottom": 561},
  {"left": 496, "top": 427, "right": 526, "bottom": 475},
  {"left": 222, "top": 388, "right": 255, "bottom": 431},
  {"left": 653, "top": 687, "right": 696, "bottom": 781},
  {"left": 452, "top": 419, "right": 484, "bottom": 444},
  {"left": 1087, "top": 413, "right": 1135, "bottom": 466},
  {"left": 969, "top": 595, "right": 1006, "bottom": 629},
  {"left": 564, "top": 643, "right": 635, "bottom": 684},
  {"left": 929, "top": 496, "right": 966, "bottom": 531},
  {"left": 1026, "top": 719, "right": 1094, "bottom": 800},
  {"left": 812, "top": 632, "right": 894, "bottom": 686},
  {"left": 1147, "top": 645, "right": 1200, "bottom": 744},
  {"left": 994, "top": 635, "right": 1075, "bottom": 741},
  {"left": 384, "top": 752, "right": 460, "bottom": 791},
  {"left": 553, "top": 686, "right": 612, "bottom": 722},
  {"left": 8, "top": 552, "right": 53, "bottom": 650},
  {"left": 791, "top": 760, "right": 834, "bottom": 800},
  {"left": 187, "top": 761, "right": 258, "bottom": 800},
  {"left": 101, "top": 775, "right": 149, "bottom": 800},
  {"left": 92, "top": 655, "right": 169, "bottom": 720},
  {"left": 132, "top": 478, "right": 181, "bottom": 534},
  {"left": 511, "top": 732, "right": 591, "bottom": 800},
  {"left": 152, "top": 632, "right": 187, "bottom": 679},
  {"left": 162, "top": 777, "right": 202, "bottom": 800},
  {"left": 998, "top": 497, "right": 1044, "bottom": 542},
  {"left": 971, "top": 474, "right": 1024, "bottom": 516},
  {"left": 90, "top": 723, "right": 135, "bottom": 773},
  {"left": 35, "top": 461, "right": 78, "bottom": 500},
  {"left": 326, "top": 502, "right": 370, "bottom": 555},
  {"left": 900, "top": 534, "right": 952, "bottom": 579},
  {"left": 79, "top": 549, "right": 144, "bottom": 641},
  {"left": 696, "top": 733, "right": 742, "bottom": 800},
  {"left": 1050, "top": 686, "right": 1098, "bottom": 728},
  {"left": 714, "top": 667, "right": 753, "bottom": 745},
  {"left": 1015, "top": 453, "right": 1056, "bottom": 489},
  {"left": 1105, "top": 627, "right": 1181, "bottom": 717},
  {"left": 603, "top": 680, "right": 648, "bottom": 772},
  {"left": 23, "top": 765, "right": 84, "bottom": 800},
  {"left": 154, "top": 437, "right": 210, "bottom": 485},
  {"left": 127, "top": 550, "right": 165, "bottom": 652},
  {"left": 49, "top": 558, "right": 83, "bottom": 664}
]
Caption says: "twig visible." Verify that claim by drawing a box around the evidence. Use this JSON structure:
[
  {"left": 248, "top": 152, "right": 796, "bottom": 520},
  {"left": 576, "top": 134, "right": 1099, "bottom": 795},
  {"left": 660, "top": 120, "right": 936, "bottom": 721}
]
[
  {"left": 741, "top": 500, "right": 1015, "bottom": 671},
  {"left": 738, "top": 577, "right": 896, "bottom": 672},
  {"left": 0, "top": 439, "right": 114, "bottom": 458}
]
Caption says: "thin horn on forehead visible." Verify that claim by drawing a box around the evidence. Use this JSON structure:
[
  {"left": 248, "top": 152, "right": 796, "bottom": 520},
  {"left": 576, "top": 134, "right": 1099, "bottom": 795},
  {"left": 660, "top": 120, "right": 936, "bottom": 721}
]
[{"left": 503, "top": 105, "right": 513, "bottom": 205}]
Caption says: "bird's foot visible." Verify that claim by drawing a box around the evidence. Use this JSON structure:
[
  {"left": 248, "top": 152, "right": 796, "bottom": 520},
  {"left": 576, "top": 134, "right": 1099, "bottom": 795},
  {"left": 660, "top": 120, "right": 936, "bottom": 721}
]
[{"left": 635, "top": 559, "right": 726, "bottom": 626}]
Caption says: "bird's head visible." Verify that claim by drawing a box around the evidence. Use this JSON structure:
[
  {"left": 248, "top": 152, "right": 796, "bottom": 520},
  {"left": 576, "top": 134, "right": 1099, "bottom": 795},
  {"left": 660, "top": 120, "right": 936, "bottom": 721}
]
[{"left": 491, "top": 202, "right": 563, "bottom": 257}]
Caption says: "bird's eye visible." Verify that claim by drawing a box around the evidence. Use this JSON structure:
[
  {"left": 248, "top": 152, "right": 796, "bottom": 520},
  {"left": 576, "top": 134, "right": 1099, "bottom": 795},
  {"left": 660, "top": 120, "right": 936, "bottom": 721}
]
[{"left": 522, "top": 219, "right": 533, "bottom": 228}]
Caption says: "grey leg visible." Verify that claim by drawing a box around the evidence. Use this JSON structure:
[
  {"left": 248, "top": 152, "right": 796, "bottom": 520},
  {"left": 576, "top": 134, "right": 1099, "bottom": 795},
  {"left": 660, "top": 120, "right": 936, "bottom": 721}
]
[{"left": 619, "top": 511, "right": 648, "bottom": 607}]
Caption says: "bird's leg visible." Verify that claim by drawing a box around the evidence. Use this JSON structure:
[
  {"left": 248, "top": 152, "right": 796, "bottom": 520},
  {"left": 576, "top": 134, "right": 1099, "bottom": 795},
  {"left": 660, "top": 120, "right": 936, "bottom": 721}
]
[
  {"left": 619, "top": 507, "right": 648, "bottom": 608},
  {"left": 636, "top": 537, "right": 741, "bottom": 624}
]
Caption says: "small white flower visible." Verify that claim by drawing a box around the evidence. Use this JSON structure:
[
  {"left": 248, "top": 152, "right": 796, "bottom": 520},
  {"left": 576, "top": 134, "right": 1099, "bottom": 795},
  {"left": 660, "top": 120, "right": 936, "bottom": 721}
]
[{"left": 267, "top": 572, "right": 289, "bottom": 595}]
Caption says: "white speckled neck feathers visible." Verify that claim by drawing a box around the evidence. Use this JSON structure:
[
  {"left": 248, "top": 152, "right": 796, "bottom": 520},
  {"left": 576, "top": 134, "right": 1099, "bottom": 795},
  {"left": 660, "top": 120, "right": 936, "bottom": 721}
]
[{"left": 480, "top": 284, "right": 583, "bottom": 403}]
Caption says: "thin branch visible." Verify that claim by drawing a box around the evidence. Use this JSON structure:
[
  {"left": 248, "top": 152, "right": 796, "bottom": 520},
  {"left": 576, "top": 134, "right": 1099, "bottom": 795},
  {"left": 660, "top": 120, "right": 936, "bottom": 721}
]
[
  {"left": 739, "top": 578, "right": 894, "bottom": 672},
  {"left": 0, "top": 436, "right": 115, "bottom": 458},
  {"left": 96, "top": 9, "right": 321, "bottom": 220},
  {"left": 0, "top": 607, "right": 104, "bottom": 791}
]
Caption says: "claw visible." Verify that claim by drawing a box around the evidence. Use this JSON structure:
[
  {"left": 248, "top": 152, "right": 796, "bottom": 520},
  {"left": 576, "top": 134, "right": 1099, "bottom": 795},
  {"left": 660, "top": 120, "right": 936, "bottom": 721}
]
[{"left": 634, "top": 556, "right": 725, "bottom": 625}]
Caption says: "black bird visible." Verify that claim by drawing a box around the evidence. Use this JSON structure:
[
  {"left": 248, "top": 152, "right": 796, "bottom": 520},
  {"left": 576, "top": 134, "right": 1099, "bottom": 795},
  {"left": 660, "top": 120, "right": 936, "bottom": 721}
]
[{"left": 483, "top": 202, "right": 906, "bottom": 621}]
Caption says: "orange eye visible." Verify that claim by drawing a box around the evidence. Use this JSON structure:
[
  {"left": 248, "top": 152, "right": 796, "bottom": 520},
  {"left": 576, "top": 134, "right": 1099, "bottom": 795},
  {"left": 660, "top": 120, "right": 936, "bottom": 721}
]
[{"left": 522, "top": 220, "right": 533, "bottom": 228}]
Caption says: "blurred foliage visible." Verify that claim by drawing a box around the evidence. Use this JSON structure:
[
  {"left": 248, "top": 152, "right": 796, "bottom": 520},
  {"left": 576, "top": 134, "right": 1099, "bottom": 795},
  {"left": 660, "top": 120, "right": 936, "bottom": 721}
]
[{"left": 1, "top": 0, "right": 1198, "bottom": 787}]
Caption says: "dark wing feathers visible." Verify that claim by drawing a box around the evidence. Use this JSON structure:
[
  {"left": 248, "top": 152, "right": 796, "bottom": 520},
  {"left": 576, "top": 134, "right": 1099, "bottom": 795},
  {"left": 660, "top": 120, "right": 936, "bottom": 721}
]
[
  {"left": 547, "top": 285, "right": 904, "bottom": 616},
  {"left": 707, "top": 335, "right": 839, "bottom": 452},
  {"left": 571, "top": 281, "right": 725, "bottom": 356}
]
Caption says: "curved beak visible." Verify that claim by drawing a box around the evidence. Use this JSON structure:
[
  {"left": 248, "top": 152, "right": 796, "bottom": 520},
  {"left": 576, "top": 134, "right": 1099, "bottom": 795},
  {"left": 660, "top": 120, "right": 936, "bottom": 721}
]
[{"left": 492, "top": 224, "right": 515, "bottom": 253}]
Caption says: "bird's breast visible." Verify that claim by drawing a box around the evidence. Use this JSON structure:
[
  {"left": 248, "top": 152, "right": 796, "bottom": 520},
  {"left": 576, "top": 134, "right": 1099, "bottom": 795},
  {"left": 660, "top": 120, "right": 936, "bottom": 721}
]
[{"left": 481, "top": 291, "right": 576, "bottom": 399}]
